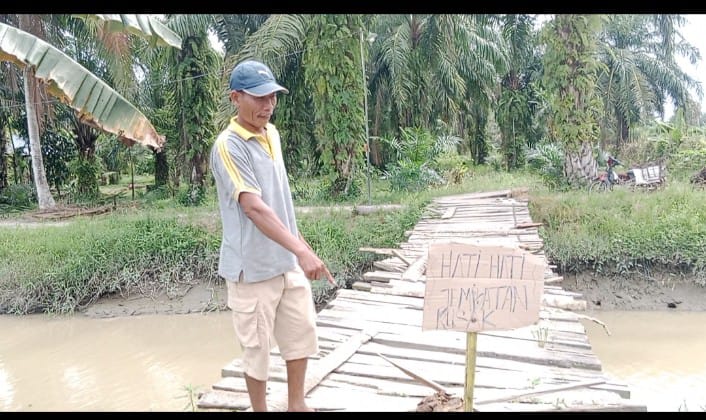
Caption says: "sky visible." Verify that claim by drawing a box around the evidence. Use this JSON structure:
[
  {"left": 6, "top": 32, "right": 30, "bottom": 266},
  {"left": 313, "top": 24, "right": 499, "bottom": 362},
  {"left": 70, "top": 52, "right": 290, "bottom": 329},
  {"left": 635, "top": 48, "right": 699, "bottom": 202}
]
[{"left": 668, "top": 14, "right": 706, "bottom": 118}]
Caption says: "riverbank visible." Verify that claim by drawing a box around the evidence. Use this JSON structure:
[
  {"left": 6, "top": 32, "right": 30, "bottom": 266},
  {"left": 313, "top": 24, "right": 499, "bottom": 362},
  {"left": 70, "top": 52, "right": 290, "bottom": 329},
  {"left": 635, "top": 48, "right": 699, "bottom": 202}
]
[
  {"left": 560, "top": 271, "right": 706, "bottom": 311},
  {"left": 79, "top": 269, "right": 706, "bottom": 319}
]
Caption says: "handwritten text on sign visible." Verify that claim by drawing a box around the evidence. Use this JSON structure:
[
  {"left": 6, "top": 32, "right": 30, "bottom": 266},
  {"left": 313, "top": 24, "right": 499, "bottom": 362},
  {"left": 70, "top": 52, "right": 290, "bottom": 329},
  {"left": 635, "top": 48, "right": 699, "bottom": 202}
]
[{"left": 423, "top": 243, "right": 544, "bottom": 332}]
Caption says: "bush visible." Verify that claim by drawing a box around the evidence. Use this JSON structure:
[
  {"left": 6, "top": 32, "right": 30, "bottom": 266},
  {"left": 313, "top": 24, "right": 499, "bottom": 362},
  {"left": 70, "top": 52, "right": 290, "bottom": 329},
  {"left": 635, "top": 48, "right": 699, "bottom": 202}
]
[
  {"left": 177, "top": 185, "right": 206, "bottom": 207},
  {"left": 0, "top": 214, "right": 219, "bottom": 314},
  {"left": 0, "top": 183, "right": 36, "bottom": 210},
  {"left": 433, "top": 152, "right": 469, "bottom": 185},
  {"left": 526, "top": 142, "right": 567, "bottom": 189}
]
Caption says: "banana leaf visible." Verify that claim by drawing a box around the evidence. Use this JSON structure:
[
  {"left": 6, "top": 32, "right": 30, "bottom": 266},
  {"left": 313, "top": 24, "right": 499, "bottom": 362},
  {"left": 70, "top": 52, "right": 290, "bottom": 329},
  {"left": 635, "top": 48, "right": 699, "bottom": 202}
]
[
  {"left": 72, "top": 14, "right": 182, "bottom": 50},
  {"left": 0, "top": 22, "right": 165, "bottom": 150}
]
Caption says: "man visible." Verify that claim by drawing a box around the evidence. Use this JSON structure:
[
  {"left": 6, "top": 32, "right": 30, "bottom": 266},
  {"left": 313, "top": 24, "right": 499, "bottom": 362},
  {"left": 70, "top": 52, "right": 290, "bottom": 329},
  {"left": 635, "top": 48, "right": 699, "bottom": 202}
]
[{"left": 210, "top": 59, "right": 335, "bottom": 412}]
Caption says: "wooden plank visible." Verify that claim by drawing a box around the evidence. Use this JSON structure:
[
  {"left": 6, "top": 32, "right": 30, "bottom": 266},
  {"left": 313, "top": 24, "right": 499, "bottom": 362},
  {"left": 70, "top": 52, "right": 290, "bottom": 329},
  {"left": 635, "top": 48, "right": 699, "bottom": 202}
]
[
  {"left": 304, "top": 386, "right": 419, "bottom": 412},
  {"left": 373, "top": 259, "right": 406, "bottom": 273},
  {"left": 197, "top": 389, "right": 253, "bottom": 411},
  {"left": 359, "top": 247, "right": 396, "bottom": 255},
  {"left": 362, "top": 271, "right": 401, "bottom": 282},
  {"left": 371, "top": 331, "right": 603, "bottom": 371},
  {"left": 322, "top": 300, "right": 590, "bottom": 341},
  {"left": 327, "top": 294, "right": 422, "bottom": 311},
  {"left": 337, "top": 288, "right": 425, "bottom": 307},
  {"left": 218, "top": 331, "right": 373, "bottom": 411},
  {"left": 342, "top": 346, "right": 620, "bottom": 399},
  {"left": 542, "top": 294, "right": 588, "bottom": 311},
  {"left": 267, "top": 331, "right": 374, "bottom": 411},
  {"left": 213, "top": 376, "right": 285, "bottom": 394},
  {"left": 391, "top": 249, "right": 413, "bottom": 266},
  {"left": 474, "top": 379, "right": 606, "bottom": 405},
  {"left": 401, "top": 254, "right": 427, "bottom": 282},
  {"left": 201, "top": 190, "right": 639, "bottom": 412},
  {"left": 514, "top": 222, "right": 544, "bottom": 229},
  {"left": 351, "top": 281, "right": 371, "bottom": 291},
  {"left": 369, "top": 285, "right": 425, "bottom": 298},
  {"left": 317, "top": 308, "right": 592, "bottom": 353},
  {"left": 377, "top": 352, "right": 450, "bottom": 394},
  {"left": 440, "top": 207, "right": 456, "bottom": 219},
  {"left": 336, "top": 353, "right": 573, "bottom": 391},
  {"left": 323, "top": 372, "right": 465, "bottom": 398}
]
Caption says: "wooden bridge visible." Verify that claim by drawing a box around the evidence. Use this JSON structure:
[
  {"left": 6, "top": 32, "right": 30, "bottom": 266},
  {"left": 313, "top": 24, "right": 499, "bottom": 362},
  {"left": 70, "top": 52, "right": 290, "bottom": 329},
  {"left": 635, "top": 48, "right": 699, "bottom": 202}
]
[{"left": 197, "top": 190, "right": 647, "bottom": 412}]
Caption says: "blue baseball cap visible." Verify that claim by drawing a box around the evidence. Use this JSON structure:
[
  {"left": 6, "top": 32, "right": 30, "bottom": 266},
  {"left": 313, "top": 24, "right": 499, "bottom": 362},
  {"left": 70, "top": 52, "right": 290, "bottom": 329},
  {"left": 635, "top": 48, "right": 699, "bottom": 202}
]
[{"left": 229, "top": 59, "right": 289, "bottom": 97}]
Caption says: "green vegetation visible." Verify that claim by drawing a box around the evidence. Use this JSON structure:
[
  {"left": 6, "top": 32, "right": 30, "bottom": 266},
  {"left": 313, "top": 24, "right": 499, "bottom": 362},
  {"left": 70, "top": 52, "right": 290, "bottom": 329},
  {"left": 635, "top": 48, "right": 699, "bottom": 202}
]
[
  {"left": 3, "top": 154, "right": 705, "bottom": 315},
  {"left": 531, "top": 181, "right": 706, "bottom": 284},
  {"left": 0, "top": 211, "right": 219, "bottom": 314}
]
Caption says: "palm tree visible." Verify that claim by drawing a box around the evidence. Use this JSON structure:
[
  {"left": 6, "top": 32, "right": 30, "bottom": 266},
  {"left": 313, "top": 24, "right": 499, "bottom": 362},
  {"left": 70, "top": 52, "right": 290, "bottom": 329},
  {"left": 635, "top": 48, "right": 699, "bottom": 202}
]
[
  {"left": 368, "top": 15, "right": 506, "bottom": 165},
  {"left": 212, "top": 14, "right": 269, "bottom": 56},
  {"left": 167, "top": 14, "right": 221, "bottom": 202},
  {"left": 540, "top": 14, "right": 604, "bottom": 185},
  {"left": 218, "top": 14, "right": 367, "bottom": 197},
  {"left": 0, "top": 59, "right": 24, "bottom": 191},
  {"left": 496, "top": 14, "right": 546, "bottom": 170},
  {"left": 596, "top": 14, "right": 702, "bottom": 149},
  {"left": 15, "top": 14, "right": 56, "bottom": 209}
]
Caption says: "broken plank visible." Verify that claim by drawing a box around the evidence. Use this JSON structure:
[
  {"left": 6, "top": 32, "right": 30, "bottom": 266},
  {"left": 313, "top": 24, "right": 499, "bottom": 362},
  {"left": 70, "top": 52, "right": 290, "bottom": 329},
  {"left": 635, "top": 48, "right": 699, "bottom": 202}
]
[
  {"left": 401, "top": 255, "right": 427, "bottom": 282},
  {"left": 197, "top": 389, "right": 253, "bottom": 411},
  {"left": 363, "top": 271, "right": 401, "bottom": 283},
  {"left": 267, "top": 331, "right": 374, "bottom": 411},
  {"left": 391, "top": 249, "right": 413, "bottom": 266},
  {"left": 440, "top": 207, "right": 456, "bottom": 219},
  {"left": 377, "top": 352, "right": 451, "bottom": 394},
  {"left": 373, "top": 259, "right": 407, "bottom": 273}
]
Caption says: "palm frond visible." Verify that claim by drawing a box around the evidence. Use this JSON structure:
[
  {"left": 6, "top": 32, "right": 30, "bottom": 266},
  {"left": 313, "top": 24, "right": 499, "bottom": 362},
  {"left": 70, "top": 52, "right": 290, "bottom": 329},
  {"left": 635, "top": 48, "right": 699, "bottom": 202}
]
[
  {"left": 0, "top": 22, "right": 165, "bottom": 150},
  {"left": 165, "top": 14, "right": 217, "bottom": 39},
  {"left": 73, "top": 14, "right": 182, "bottom": 49}
]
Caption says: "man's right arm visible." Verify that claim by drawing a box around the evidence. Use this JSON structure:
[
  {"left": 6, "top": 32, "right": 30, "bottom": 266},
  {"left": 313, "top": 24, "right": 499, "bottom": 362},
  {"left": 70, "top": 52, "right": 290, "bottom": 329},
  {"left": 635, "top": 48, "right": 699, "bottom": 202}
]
[{"left": 238, "top": 191, "right": 334, "bottom": 284}]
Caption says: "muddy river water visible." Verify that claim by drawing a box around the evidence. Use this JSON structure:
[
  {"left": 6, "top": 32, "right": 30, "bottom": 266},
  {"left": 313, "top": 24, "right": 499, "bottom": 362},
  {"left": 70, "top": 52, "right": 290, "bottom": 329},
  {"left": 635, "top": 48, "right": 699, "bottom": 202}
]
[{"left": 0, "top": 309, "right": 704, "bottom": 411}]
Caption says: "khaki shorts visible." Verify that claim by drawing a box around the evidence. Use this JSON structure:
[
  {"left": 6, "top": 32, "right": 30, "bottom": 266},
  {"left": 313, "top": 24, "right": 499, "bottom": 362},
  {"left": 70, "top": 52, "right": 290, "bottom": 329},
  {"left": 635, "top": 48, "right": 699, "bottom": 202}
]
[{"left": 227, "top": 266, "right": 319, "bottom": 381}]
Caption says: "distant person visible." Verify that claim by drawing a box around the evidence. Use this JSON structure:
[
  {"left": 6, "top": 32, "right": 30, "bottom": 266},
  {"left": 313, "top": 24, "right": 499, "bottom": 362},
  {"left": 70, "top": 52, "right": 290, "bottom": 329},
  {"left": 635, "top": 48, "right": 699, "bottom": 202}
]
[{"left": 209, "top": 59, "right": 335, "bottom": 412}]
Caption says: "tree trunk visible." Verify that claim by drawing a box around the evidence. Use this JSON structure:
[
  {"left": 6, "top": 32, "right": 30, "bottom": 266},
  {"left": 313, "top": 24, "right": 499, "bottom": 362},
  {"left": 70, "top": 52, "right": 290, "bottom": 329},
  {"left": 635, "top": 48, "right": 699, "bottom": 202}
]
[
  {"left": 0, "top": 131, "right": 7, "bottom": 191},
  {"left": 190, "top": 150, "right": 207, "bottom": 189},
  {"left": 23, "top": 66, "right": 56, "bottom": 210},
  {"left": 563, "top": 141, "right": 597, "bottom": 185},
  {"left": 470, "top": 108, "right": 488, "bottom": 165},
  {"left": 12, "top": 149, "right": 19, "bottom": 185},
  {"left": 19, "top": 14, "right": 55, "bottom": 210},
  {"left": 617, "top": 115, "right": 629, "bottom": 149},
  {"left": 154, "top": 148, "right": 168, "bottom": 187},
  {"left": 74, "top": 120, "right": 100, "bottom": 198}
]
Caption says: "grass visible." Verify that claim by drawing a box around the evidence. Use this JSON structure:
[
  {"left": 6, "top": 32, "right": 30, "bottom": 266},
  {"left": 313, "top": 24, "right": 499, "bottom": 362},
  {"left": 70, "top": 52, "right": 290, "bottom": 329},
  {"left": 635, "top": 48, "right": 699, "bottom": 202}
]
[
  {"left": 2, "top": 164, "right": 705, "bottom": 314},
  {"left": 530, "top": 179, "right": 706, "bottom": 283},
  {"left": 99, "top": 173, "right": 154, "bottom": 193}
]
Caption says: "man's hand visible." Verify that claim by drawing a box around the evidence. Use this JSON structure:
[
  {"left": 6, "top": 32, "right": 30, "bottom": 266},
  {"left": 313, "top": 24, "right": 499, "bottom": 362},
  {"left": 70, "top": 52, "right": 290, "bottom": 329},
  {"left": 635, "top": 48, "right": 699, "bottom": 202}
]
[
  {"left": 297, "top": 249, "right": 336, "bottom": 285},
  {"left": 297, "top": 232, "right": 335, "bottom": 285},
  {"left": 238, "top": 192, "right": 336, "bottom": 286}
]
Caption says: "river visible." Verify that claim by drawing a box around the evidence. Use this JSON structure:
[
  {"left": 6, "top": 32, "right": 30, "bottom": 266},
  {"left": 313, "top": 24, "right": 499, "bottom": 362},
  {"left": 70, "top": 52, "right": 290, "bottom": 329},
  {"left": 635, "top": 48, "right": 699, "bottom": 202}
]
[{"left": 1, "top": 309, "right": 704, "bottom": 411}]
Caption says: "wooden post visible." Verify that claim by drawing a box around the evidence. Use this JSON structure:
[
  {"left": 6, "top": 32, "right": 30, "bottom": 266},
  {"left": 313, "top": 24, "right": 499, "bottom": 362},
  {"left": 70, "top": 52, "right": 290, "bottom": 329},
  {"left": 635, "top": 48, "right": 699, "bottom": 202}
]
[{"left": 464, "top": 331, "right": 477, "bottom": 412}]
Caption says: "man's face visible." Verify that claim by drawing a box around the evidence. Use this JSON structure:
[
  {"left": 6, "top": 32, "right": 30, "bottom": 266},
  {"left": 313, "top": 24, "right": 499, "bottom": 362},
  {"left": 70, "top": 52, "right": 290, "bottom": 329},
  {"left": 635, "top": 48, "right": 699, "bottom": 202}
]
[{"left": 231, "top": 91, "right": 277, "bottom": 132}]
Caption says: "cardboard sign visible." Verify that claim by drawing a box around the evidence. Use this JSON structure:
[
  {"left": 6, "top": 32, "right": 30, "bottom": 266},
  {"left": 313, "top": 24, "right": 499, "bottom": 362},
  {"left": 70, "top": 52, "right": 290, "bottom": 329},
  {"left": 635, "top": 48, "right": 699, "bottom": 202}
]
[{"left": 423, "top": 243, "right": 545, "bottom": 332}]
